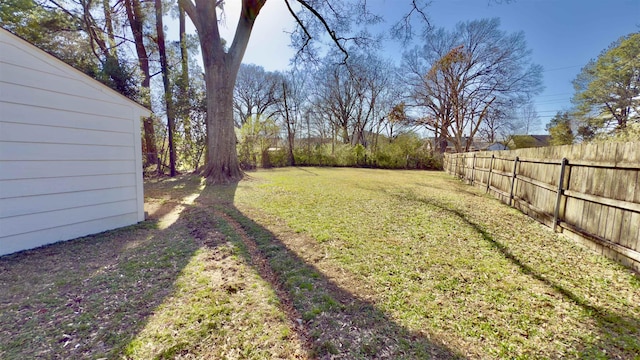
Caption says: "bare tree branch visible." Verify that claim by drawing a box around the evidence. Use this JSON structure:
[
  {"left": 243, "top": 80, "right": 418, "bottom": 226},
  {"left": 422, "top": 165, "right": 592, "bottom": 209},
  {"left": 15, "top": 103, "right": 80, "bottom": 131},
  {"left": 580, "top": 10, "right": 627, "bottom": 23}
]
[
  {"left": 391, "top": 0, "right": 431, "bottom": 43},
  {"left": 295, "top": 0, "right": 348, "bottom": 61},
  {"left": 177, "top": 0, "right": 197, "bottom": 30},
  {"left": 284, "top": 0, "right": 312, "bottom": 60}
]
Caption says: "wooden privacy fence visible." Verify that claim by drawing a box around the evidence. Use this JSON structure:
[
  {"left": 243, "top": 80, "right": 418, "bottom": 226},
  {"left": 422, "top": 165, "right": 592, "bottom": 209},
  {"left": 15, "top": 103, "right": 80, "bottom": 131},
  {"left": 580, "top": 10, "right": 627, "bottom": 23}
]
[{"left": 443, "top": 142, "right": 640, "bottom": 273}]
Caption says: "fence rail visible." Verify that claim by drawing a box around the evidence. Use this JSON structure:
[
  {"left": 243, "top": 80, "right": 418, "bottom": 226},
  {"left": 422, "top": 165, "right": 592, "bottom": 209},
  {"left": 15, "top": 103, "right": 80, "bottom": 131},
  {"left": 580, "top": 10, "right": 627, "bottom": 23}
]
[{"left": 444, "top": 141, "right": 640, "bottom": 273}]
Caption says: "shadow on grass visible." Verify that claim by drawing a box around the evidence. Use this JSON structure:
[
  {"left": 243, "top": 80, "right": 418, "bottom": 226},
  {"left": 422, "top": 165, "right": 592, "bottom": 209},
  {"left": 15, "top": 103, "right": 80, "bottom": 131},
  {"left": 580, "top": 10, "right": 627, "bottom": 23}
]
[
  {"left": 197, "top": 183, "right": 464, "bottom": 359},
  {"left": 0, "top": 175, "right": 461, "bottom": 359},
  {"left": 397, "top": 191, "right": 640, "bottom": 358},
  {"left": 0, "top": 175, "right": 206, "bottom": 359},
  {"left": 294, "top": 167, "right": 320, "bottom": 176}
]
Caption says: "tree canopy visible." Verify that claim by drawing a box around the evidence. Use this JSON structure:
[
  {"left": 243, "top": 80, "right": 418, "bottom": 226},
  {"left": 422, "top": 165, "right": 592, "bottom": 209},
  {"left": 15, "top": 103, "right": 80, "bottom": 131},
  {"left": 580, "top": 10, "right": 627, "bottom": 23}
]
[
  {"left": 3, "top": 0, "right": 563, "bottom": 178},
  {"left": 572, "top": 32, "right": 640, "bottom": 137},
  {"left": 546, "top": 111, "right": 574, "bottom": 146},
  {"left": 403, "top": 18, "right": 543, "bottom": 153}
]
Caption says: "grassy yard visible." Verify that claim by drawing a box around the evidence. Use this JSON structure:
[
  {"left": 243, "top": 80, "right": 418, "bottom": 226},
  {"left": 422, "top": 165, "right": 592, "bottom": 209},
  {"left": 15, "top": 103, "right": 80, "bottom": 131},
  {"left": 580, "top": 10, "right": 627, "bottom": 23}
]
[{"left": 1, "top": 168, "right": 638, "bottom": 359}]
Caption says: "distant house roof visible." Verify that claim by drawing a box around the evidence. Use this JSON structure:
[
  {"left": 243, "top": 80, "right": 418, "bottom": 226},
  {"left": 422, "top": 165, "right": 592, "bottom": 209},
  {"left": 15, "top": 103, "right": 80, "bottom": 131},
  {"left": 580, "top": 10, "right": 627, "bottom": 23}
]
[
  {"left": 425, "top": 137, "right": 502, "bottom": 152},
  {"left": 508, "top": 135, "right": 551, "bottom": 149},
  {"left": 529, "top": 135, "right": 551, "bottom": 147},
  {"left": 486, "top": 142, "right": 508, "bottom": 151}
]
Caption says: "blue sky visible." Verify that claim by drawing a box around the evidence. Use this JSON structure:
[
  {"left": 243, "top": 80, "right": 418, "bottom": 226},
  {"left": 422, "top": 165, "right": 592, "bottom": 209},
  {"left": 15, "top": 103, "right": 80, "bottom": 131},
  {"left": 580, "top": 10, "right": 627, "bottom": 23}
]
[{"left": 183, "top": 0, "right": 640, "bottom": 133}]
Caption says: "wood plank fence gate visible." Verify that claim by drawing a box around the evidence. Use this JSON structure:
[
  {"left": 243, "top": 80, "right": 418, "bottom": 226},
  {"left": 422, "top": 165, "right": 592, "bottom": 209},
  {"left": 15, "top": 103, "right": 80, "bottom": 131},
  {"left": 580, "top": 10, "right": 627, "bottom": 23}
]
[{"left": 443, "top": 142, "right": 640, "bottom": 273}]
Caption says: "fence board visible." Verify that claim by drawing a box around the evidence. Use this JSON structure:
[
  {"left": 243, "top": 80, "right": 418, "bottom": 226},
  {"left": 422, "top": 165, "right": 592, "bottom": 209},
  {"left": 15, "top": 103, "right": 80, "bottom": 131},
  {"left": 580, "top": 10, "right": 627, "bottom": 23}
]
[{"left": 443, "top": 141, "right": 640, "bottom": 273}]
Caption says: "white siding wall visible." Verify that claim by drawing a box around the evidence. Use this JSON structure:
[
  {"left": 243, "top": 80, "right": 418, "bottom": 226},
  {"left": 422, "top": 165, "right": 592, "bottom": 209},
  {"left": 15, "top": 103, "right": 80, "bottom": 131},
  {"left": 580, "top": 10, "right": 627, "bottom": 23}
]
[{"left": 0, "top": 29, "right": 148, "bottom": 256}]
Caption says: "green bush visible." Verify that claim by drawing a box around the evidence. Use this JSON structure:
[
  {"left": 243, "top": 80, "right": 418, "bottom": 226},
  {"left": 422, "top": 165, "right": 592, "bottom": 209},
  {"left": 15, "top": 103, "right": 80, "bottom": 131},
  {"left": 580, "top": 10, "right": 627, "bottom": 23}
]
[
  {"left": 252, "top": 131, "right": 442, "bottom": 170},
  {"left": 265, "top": 148, "right": 289, "bottom": 168},
  {"left": 288, "top": 134, "right": 441, "bottom": 170},
  {"left": 370, "top": 133, "right": 441, "bottom": 170},
  {"left": 237, "top": 116, "right": 279, "bottom": 170}
]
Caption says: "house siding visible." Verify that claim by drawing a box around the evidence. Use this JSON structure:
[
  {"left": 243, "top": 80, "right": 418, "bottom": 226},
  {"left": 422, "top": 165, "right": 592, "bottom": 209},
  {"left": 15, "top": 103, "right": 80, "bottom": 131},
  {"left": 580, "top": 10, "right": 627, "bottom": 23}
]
[{"left": 0, "top": 29, "right": 148, "bottom": 256}]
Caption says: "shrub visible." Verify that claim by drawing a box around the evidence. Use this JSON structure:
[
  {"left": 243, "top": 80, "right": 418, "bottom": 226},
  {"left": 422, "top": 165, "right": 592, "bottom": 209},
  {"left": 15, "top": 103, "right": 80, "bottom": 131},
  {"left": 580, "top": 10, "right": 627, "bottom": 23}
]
[
  {"left": 370, "top": 133, "right": 441, "bottom": 170},
  {"left": 261, "top": 132, "right": 442, "bottom": 170}
]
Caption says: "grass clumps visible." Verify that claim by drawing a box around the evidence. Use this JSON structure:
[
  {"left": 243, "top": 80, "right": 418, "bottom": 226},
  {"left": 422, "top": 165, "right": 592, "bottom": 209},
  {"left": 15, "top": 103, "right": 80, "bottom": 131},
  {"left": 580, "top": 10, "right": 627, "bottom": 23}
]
[
  {"left": 1, "top": 169, "right": 638, "bottom": 359},
  {"left": 233, "top": 168, "right": 640, "bottom": 359},
  {"left": 0, "top": 176, "right": 306, "bottom": 359}
]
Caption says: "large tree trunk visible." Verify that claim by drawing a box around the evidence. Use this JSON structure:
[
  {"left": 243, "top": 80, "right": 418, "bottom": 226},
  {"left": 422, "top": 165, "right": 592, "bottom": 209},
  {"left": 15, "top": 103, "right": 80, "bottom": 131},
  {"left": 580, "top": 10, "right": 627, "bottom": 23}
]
[
  {"left": 124, "top": 0, "right": 158, "bottom": 171},
  {"left": 198, "top": 27, "right": 243, "bottom": 183},
  {"left": 180, "top": 0, "right": 265, "bottom": 184},
  {"left": 202, "top": 64, "right": 242, "bottom": 183},
  {"left": 282, "top": 82, "right": 296, "bottom": 166},
  {"left": 155, "top": 0, "right": 176, "bottom": 177}
]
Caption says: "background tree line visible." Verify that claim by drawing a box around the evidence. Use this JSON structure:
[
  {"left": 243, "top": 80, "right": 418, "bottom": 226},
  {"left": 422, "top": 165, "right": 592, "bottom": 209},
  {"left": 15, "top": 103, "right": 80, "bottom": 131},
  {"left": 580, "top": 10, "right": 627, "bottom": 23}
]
[
  {"left": 2, "top": 1, "right": 636, "bottom": 179},
  {"left": 544, "top": 32, "right": 639, "bottom": 146}
]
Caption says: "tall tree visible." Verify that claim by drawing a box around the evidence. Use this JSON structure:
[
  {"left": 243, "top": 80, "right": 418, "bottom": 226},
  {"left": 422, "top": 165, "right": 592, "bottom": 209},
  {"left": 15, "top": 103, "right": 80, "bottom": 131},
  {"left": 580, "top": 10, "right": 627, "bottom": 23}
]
[
  {"left": 546, "top": 111, "right": 574, "bottom": 145},
  {"left": 233, "top": 64, "right": 280, "bottom": 126},
  {"left": 517, "top": 102, "right": 539, "bottom": 135},
  {"left": 313, "top": 60, "right": 359, "bottom": 145},
  {"left": 309, "top": 52, "right": 391, "bottom": 149},
  {"left": 177, "top": 0, "right": 265, "bottom": 183},
  {"left": 403, "top": 18, "right": 543, "bottom": 153},
  {"left": 173, "top": 2, "right": 203, "bottom": 171},
  {"left": 70, "top": 0, "right": 135, "bottom": 98},
  {"left": 177, "top": 0, "right": 428, "bottom": 183},
  {"left": 477, "top": 107, "right": 514, "bottom": 143},
  {"left": 281, "top": 79, "right": 295, "bottom": 165},
  {"left": 572, "top": 32, "right": 640, "bottom": 136},
  {"left": 277, "top": 68, "right": 309, "bottom": 166},
  {"left": 101, "top": 0, "right": 117, "bottom": 54},
  {"left": 154, "top": 0, "right": 176, "bottom": 176},
  {"left": 124, "top": 0, "right": 159, "bottom": 170},
  {"left": 176, "top": 2, "right": 191, "bottom": 148}
]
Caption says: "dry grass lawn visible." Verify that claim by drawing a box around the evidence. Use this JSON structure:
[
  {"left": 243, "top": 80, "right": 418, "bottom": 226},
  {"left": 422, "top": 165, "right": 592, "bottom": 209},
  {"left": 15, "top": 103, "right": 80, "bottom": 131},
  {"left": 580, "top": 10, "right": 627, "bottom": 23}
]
[{"left": 0, "top": 168, "right": 638, "bottom": 359}]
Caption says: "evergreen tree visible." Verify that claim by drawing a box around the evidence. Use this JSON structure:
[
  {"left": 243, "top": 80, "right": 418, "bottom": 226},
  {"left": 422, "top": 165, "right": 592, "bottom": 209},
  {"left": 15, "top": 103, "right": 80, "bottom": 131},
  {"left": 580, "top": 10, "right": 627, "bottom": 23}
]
[
  {"left": 546, "top": 111, "right": 574, "bottom": 146},
  {"left": 572, "top": 33, "right": 640, "bottom": 136}
]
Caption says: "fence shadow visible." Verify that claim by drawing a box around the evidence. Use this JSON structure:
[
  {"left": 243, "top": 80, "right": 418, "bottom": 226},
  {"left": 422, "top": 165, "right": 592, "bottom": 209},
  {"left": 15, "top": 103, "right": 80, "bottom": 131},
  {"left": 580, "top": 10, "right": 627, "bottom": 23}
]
[
  {"left": 443, "top": 147, "right": 640, "bottom": 275},
  {"left": 395, "top": 191, "right": 640, "bottom": 359}
]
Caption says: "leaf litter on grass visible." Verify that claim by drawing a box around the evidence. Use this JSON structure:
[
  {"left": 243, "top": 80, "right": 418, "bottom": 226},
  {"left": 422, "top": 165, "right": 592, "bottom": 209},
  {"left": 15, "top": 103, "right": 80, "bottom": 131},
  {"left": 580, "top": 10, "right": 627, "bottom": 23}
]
[
  {"left": 1, "top": 170, "right": 638, "bottom": 359},
  {"left": 232, "top": 168, "right": 640, "bottom": 359},
  {"left": 0, "top": 175, "right": 307, "bottom": 359}
]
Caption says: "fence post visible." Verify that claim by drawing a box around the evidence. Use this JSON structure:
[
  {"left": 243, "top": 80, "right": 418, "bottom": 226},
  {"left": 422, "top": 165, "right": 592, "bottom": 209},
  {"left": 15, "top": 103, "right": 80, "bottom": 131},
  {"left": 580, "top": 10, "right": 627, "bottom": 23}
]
[
  {"left": 443, "top": 154, "right": 451, "bottom": 174},
  {"left": 486, "top": 154, "right": 494, "bottom": 193},
  {"left": 553, "top": 158, "right": 568, "bottom": 232},
  {"left": 462, "top": 154, "right": 466, "bottom": 179},
  {"left": 454, "top": 155, "right": 457, "bottom": 176},
  {"left": 444, "top": 154, "right": 447, "bottom": 174},
  {"left": 444, "top": 154, "right": 448, "bottom": 174},
  {"left": 509, "top": 156, "right": 519, "bottom": 206},
  {"left": 471, "top": 153, "right": 477, "bottom": 185}
]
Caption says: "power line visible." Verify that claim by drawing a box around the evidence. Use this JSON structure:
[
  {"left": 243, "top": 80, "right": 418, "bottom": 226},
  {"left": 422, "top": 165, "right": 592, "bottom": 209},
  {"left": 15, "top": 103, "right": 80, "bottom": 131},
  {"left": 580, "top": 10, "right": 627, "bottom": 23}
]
[
  {"left": 543, "top": 65, "right": 582, "bottom": 72},
  {"left": 534, "top": 92, "right": 572, "bottom": 98},
  {"left": 533, "top": 99, "right": 571, "bottom": 105}
]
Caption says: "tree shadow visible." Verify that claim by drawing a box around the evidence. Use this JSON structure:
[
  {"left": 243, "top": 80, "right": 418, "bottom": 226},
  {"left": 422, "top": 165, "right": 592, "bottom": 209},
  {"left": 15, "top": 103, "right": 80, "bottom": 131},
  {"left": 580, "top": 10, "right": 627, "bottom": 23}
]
[
  {"left": 195, "top": 183, "right": 464, "bottom": 359},
  {"left": 392, "top": 191, "right": 640, "bottom": 359},
  {"left": 4, "top": 172, "right": 636, "bottom": 358},
  {"left": 0, "top": 175, "right": 463, "bottom": 359},
  {"left": 0, "top": 176, "right": 207, "bottom": 359},
  {"left": 294, "top": 167, "right": 320, "bottom": 176}
]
